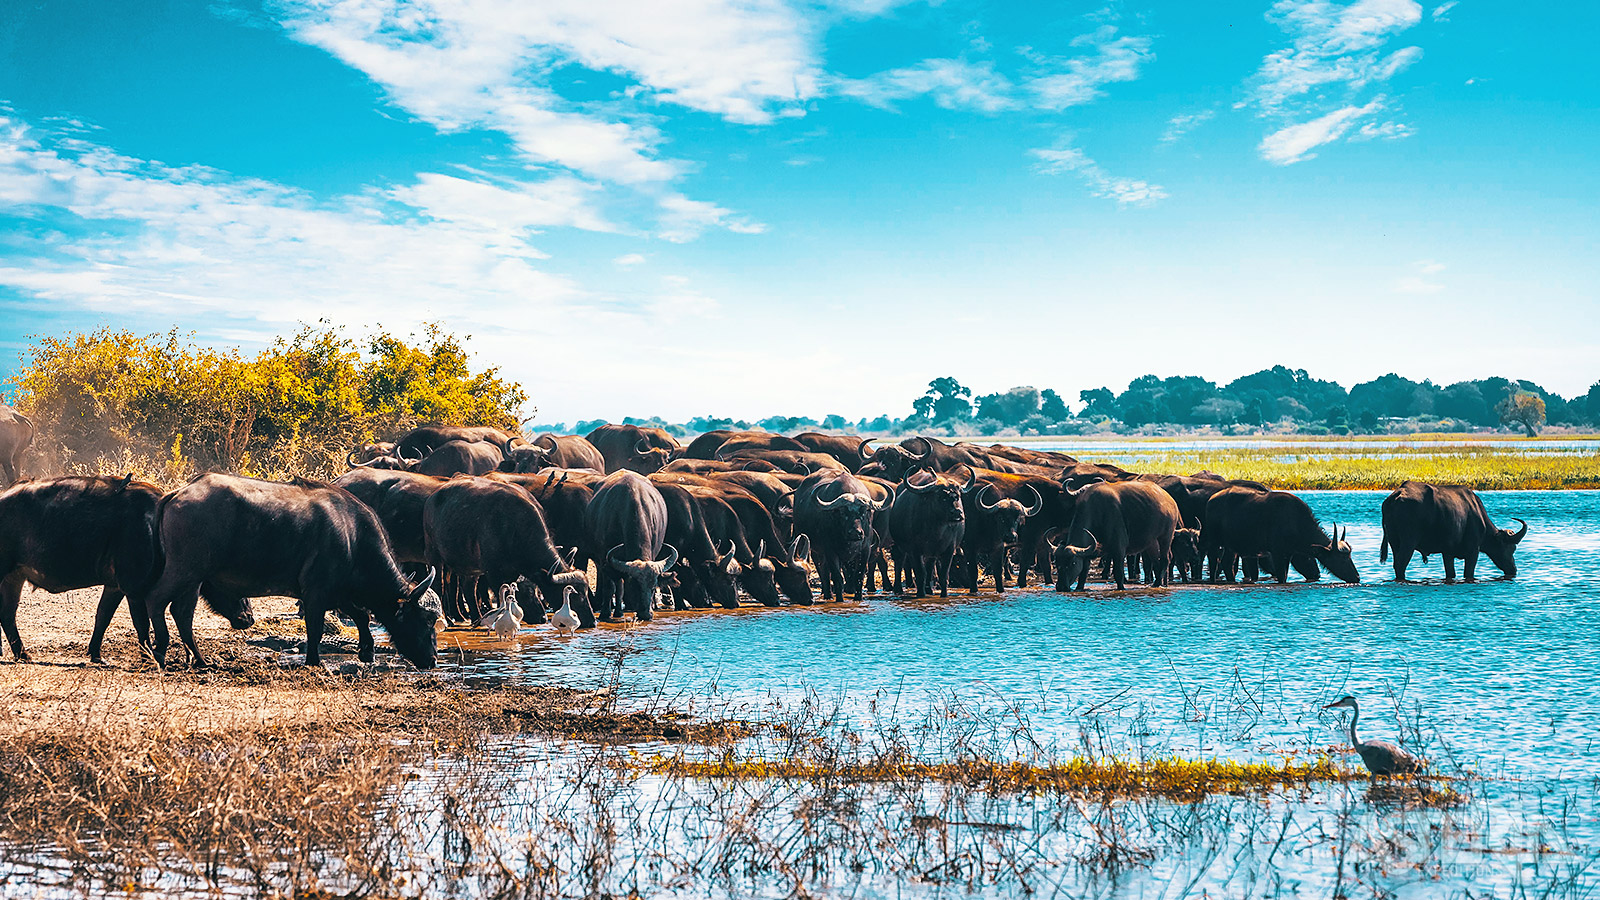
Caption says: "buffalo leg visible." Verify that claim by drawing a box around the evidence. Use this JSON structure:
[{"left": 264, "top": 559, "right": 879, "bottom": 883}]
[
  {"left": 1390, "top": 544, "right": 1414, "bottom": 581},
  {"left": 303, "top": 597, "right": 327, "bottom": 667},
  {"left": 0, "top": 572, "right": 29, "bottom": 661},
  {"left": 351, "top": 612, "right": 375, "bottom": 663},
  {"left": 87, "top": 586, "right": 133, "bottom": 664},
  {"left": 1443, "top": 556, "right": 1457, "bottom": 581},
  {"left": 1463, "top": 551, "right": 1479, "bottom": 582},
  {"left": 991, "top": 549, "right": 1007, "bottom": 593},
  {"left": 142, "top": 580, "right": 200, "bottom": 669},
  {"left": 169, "top": 590, "right": 209, "bottom": 668}
]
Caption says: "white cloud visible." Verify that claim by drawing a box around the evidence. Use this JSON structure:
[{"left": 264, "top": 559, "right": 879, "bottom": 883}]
[
  {"left": 1258, "top": 98, "right": 1385, "bottom": 164},
  {"left": 613, "top": 253, "right": 647, "bottom": 267},
  {"left": 1351, "top": 119, "right": 1415, "bottom": 140},
  {"left": 1395, "top": 259, "right": 1446, "bottom": 293},
  {"left": 833, "top": 58, "right": 1017, "bottom": 112},
  {"left": 834, "top": 21, "right": 1152, "bottom": 115},
  {"left": 1021, "top": 27, "right": 1154, "bottom": 110},
  {"left": 0, "top": 114, "right": 586, "bottom": 329},
  {"left": 1030, "top": 143, "right": 1168, "bottom": 205},
  {"left": 1248, "top": 0, "right": 1423, "bottom": 161},
  {"left": 1431, "top": 1, "right": 1458, "bottom": 21},
  {"left": 390, "top": 172, "right": 616, "bottom": 237},
  {"left": 1161, "top": 108, "right": 1215, "bottom": 143},
  {"left": 274, "top": 0, "right": 797, "bottom": 238},
  {"left": 656, "top": 194, "right": 765, "bottom": 243}
]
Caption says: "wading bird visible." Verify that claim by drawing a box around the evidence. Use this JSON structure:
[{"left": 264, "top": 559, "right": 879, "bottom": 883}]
[
  {"left": 1323, "top": 695, "right": 1423, "bottom": 775},
  {"left": 480, "top": 584, "right": 523, "bottom": 641},
  {"left": 551, "top": 586, "right": 580, "bottom": 635}
]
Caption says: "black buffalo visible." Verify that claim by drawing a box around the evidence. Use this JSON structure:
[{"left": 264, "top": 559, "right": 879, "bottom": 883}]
[
  {"left": 1048, "top": 480, "right": 1181, "bottom": 591},
  {"left": 790, "top": 433, "right": 872, "bottom": 472},
  {"left": 650, "top": 479, "right": 740, "bottom": 609},
  {"left": 393, "top": 424, "right": 520, "bottom": 459},
  {"left": 1202, "top": 486, "right": 1359, "bottom": 584},
  {"left": 584, "top": 471, "right": 678, "bottom": 620},
  {"left": 793, "top": 471, "right": 886, "bottom": 602},
  {"left": 0, "top": 475, "right": 165, "bottom": 663},
  {"left": 424, "top": 477, "right": 592, "bottom": 626},
  {"left": 1380, "top": 481, "right": 1527, "bottom": 581},
  {"left": 530, "top": 434, "right": 607, "bottom": 471},
  {"left": 888, "top": 467, "right": 969, "bottom": 598},
  {"left": 0, "top": 402, "right": 34, "bottom": 486},
  {"left": 958, "top": 472, "right": 1044, "bottom": 593},
  {"left": 141, "top": 474, "right": 438, "bottom": 668},
  {"left": 410, "top": 440, "right": 505, "bottom": 477},
  {"left": 586, "top": 424, "right": 675, "bottom": 474}
]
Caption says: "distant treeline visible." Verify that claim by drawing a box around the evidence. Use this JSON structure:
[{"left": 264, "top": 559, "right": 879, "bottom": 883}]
[{"left": 541, "top": 368, "right": 1599, "bottom": 438}]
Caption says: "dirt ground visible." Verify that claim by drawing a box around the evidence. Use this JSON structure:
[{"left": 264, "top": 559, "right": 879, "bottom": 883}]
[{"left": 0, "top": 584, "right": 743, "bottom": 745}]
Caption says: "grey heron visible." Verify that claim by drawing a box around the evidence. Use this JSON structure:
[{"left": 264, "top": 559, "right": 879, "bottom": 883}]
[{"left": 1323, "top": 696, "right": 1424, "bottom": 775}]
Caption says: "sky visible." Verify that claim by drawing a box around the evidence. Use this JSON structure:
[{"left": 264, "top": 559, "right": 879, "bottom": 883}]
[{"left": 0, "top": 0, "right": 1595, "bottom": 424}]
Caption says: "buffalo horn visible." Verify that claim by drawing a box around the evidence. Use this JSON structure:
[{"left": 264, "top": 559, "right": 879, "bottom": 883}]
[
  {"left": 1511, "top": 518, "right": 1528, "bottom": 542},
  {"left": 790, "top": 533, "right": 811, "bottom": 563},
  {"left": 906, "top": 436, "right": 931, "bottom": 459},
  {"left": 347, "top": 448, "right": 362, "bottom": 467},
  {"left": 407, "top": 567, "right": 438, "bottom": 602},
  {"left": 653, "top": 544, "right": 680, "bottom": 574},
  {"left": 976, "top": 482, "right": 1001, "bottom": 511},
  {"left": 1021, "top": 484, "right": 1044, "bottom": 518},
  {"left": 858, "top": 438, "right": 876, "bottom": 459},
  {"left": 814, "top": 481, "right": 848, "bottom": 508},
  {"left": 636, "top": 437, "right": 652, "bottom": 455}
]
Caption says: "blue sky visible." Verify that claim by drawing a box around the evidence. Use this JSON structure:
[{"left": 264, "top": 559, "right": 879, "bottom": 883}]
[{"left": 1, "top": 0, "right": 1595, "bottom": 423}]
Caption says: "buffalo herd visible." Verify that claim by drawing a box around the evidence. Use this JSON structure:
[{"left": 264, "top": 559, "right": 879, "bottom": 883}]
[{"left": 0, "top": 422, "right": 1530, "bottom": 669}]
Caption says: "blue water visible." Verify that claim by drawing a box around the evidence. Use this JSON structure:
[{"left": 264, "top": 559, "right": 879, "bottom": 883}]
[{"left": 453, "top": 491, "right": 1600, "bottom": 781}]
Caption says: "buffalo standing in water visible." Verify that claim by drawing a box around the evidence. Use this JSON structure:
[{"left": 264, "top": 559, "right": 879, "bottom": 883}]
[
  {"left": 142, "top": 474, "right": 438, "bottom": 668},
  {"left": 1380, "top": 480, "right": 1527, "bottom": 581},
  {"left": 888, "top": 467, "right": 969, "bottom": 598},
  {"left": 1049, "top": 479, "right": 1181, "bottom": 591},
  {"left": 1201, "top": 486, "right": 1359, "bottom": 584},
  {"left": 584, "top": 470, "right": 679, "bottom": 620}
]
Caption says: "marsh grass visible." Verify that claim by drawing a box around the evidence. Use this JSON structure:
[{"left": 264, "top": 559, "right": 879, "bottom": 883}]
[{"left": 1091, "top": 445, "right": 1600, "bottom": 489}]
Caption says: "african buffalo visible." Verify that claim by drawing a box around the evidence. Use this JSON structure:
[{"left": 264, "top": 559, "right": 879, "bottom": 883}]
[
  {"left": 793, "top": 471, "right": 886, "bottom": 602},
  {"left": 0, "top": 475, "right": 165, "bottom": 663},
  {"left": 586, "top": 424, "right": 675, "bottom": 474},
  {"left": 958, "top": 473, "right": 1043, "bottom": 593},
  {"left": 1202, "top": 486, "right": 1359, "bottom": 584},
  {"left": 718, "top": 448, "right": 844, "bottom": 475},
  {"left": 530, "top": 434, "right": 607, "bottom": 471},
  {"left": 1380, "top": 481, "right": 1527, "bottom": 581},
  {"left": 393, "top": 424, "right": 520, "bottom": 459},
  {"left": 660, "top": 458, "right": 782, "bottom": 475},
  {"left": 0, "top": 402, "right": 32, "bottom": 487},
  {"left": 411, "top": 440, "right": 505, "bottom": 477},
  {"left": 424, "top": 477, "right": 592, "bottom": 626},
  {"left": 888, "top": 467, "right": 969, "bottom": 598},
  {"left": 141, "top": 474, "right": 438, "bottom": 668},
  {"left": 791, "top": 433, "right": 872, "bottom": 472},
  {"left": 584, "top": 471, "right": 678, "bottom": 620},
  {"left": 650, "top": 479, "right": 740, "bottom": 609},
  {"left": 1049, "top": 480, "right": 1180, "bottom": 591}
]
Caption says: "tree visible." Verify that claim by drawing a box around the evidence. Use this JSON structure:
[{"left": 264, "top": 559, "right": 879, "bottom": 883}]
[
  {"left": 821, "top": 414, "right": 848, "bottom": 431},
  {"left": 1497, "top": 389, "right": 1546, "bottom": 436},
  {"left": 1040, "top": 389, "right": 1069, "bottom": 421},
  {"left": 1078, "top": 387, "right": 1116, "bottom": 419},
  {"left": 1357, "top": 409, "right": 1380, "bottom": 433},
  {"left": 914, "top": 377, "right": 973, "bottom": 424},
  {"left": 974, "top": 386, "right": 1040, "bottom": 427},
  {"left": 1583, "top": 382, "right": 1600, "bottom": 425}
]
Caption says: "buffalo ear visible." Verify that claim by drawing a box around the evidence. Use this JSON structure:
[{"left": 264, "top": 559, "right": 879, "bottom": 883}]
[{"left": 408, "top": 567, "right": 438, "bottom": 603}]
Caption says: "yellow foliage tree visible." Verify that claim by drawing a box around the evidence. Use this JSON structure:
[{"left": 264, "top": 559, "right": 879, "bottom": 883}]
[
  {"left": 7, "top": 323, "right": 529, "bottom": 482},
  {"left": 1496, "top": 389, "right": 1546, "bottom": 437}
]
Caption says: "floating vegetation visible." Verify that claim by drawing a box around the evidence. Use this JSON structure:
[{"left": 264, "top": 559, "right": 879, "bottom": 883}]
[{"left": 631, "top": 751, "right": 1377, "bottom": 800}]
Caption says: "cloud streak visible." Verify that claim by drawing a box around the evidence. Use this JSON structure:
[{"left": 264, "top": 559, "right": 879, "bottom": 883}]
[{"left": 1030, "top": 143, "right": 1168, "bottom": 205}]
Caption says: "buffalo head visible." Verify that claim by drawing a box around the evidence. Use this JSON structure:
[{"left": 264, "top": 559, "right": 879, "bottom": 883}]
[
  {"left": 607, "top": 543, "right": 679, "bottom": 620},
  {"left": 1047, "top": 528, "right": 1101, "bottom": 591},
  {"left": 1312, "top": 523, "right": 1360, "bottom": 584},
  {"left": 1484, "top": 517, "right": 1528, "bottom": 577},
  {"left": 386, "top": 568, "right": 441, "bottom": 669}
]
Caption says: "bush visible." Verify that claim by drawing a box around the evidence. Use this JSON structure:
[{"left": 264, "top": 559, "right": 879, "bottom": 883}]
[{"left": 8, "top": 323, "right": 528, "bottom": 483}]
